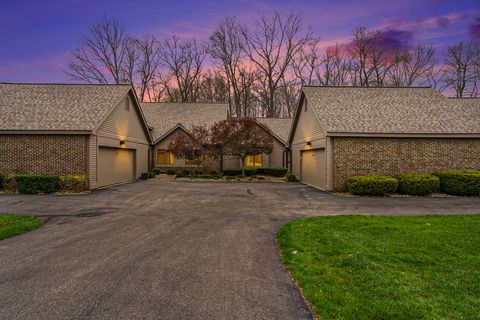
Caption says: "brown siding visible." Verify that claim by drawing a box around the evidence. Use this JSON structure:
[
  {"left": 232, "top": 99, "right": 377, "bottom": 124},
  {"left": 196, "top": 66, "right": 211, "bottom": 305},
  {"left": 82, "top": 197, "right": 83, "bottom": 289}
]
[
  {"left": 332, "top": 137, "right": 480, "bottom": 191},
  {"left": 0, "top": 134, "right": 88, "bottom": 175},
  {"left": 291, "top": 97, "right": 327, "bottom": 178},
  {"left": 97, "top": 94, "right": 149, "bottom": 142},
  {"left": 291, "top": 97, "right": 325, "bottom": 144},
  {"left": 94, "top": 92, "right": 150, "bottom": 183}
]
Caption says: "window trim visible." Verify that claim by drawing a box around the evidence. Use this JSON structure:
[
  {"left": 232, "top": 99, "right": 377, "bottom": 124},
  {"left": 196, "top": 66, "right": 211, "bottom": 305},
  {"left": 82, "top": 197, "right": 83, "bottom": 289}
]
[{"left": 125, "top": 97, "right": 130, "bottom": 111}]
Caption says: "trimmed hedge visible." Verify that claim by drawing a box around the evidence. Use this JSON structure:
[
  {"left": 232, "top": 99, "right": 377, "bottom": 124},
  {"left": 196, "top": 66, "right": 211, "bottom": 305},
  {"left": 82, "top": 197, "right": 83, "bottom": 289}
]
[
  {"left": 140, "top": 172, "right": 156, "bottom": 180},
  {"left": 432, "top": 170, "right": 480, "bottom": 196},
  {"left": 166, "top": 169, "right": 176, "bottom": 175},
  {"left": 264, "top": 167, "right": 288, "bottom": 177},
  {"left": 59, "top": 175, "right": 88, "bottom": 192},
  {"left": 223, "top": 168, "right": 257, "bottom": 176},
  {"left": 284, "top": 173, "right": 298, "bottom": 182},
  {"left": 152, "top": 168, "right": 161, "bottom": 175},
  {"left": 347, "top": 176, "right": 398, "bottom": 196},
  {"left": 13, "top": 174, "right": 60, "bottom": 194},
  {"left": 182, "top": 169, "right": 191, "bottom": 175},
  {"left": 394, "top": 173, "right": 440, "bottom": 196}
]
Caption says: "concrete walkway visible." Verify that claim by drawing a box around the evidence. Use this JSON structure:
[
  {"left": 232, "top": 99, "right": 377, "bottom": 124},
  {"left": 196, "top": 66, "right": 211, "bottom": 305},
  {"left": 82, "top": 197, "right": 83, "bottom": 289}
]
[{"left": 1, "top": 180, "right": 479, "bottom": 319}]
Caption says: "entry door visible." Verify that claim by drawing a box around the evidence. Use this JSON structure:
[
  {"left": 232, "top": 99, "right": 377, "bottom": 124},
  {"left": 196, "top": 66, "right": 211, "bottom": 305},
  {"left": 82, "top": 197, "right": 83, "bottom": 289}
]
[
  {"left": 97, "top": 147, "right": 135, "bottom": 187},
  {"left": 301, "top": 148, "right": 326, "bottom": 189}
]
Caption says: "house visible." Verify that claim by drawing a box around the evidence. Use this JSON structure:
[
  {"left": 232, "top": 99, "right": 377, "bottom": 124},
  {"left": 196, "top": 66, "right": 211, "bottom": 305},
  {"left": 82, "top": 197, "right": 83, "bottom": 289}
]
[
  {"left": 0, "top": 83, "right": 152, "bottom": 189},
  {"left": 223, "top": 118, "right": 292, "bottom": 169},
  {"left": 289, "top": 86, "right": 480, "bottom": 191},
  {"left": 140, "top": 102, "right": 229, "bottom": 172}
]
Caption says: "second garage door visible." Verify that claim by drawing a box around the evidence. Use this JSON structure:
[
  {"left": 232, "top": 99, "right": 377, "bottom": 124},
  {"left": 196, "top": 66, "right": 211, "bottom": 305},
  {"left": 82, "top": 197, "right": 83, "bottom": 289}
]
[
  {"left": 98, "top": 147, "right": 135, "bottom": 187},
  {"left": 301, "top": 148, "right": 326, "bottom": 190}
]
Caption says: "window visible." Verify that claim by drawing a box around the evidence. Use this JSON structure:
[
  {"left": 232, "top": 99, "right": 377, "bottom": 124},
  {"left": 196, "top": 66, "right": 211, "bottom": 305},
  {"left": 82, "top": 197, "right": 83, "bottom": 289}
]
[
  {"left": 245, "top": 153, "right": 263, "bottom": 167},
  {"left": 125, "top": 97, "right": 130, "bottom": 111},
  {"left": 304, "top": 98, "right": 308, "bottom": 112},
  {"left": 185, "top": 150, "right": 202, "bottom": 165},
  {"left": 157, "top": 150, "right": 174, "bottom": 165}
]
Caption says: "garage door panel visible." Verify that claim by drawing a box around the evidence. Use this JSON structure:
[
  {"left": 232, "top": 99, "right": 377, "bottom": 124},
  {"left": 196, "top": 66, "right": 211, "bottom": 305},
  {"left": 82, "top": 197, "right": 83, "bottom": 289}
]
[
  {"left": 301, "top": 149, "right": 326, "bottom": 189},
  {"left": 98, "top": 147, "right": 135, "bottom": 187}
]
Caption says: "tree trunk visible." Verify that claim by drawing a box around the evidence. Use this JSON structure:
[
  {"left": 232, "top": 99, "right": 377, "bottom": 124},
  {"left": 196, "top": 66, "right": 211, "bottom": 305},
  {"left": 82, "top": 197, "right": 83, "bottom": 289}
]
[{"left": 240, "top": 157, "right": 245, "bottom": 177}]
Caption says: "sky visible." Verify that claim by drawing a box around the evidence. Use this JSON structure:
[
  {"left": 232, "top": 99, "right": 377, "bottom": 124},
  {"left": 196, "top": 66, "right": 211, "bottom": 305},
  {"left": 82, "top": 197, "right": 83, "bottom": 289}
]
[{"left": 0, "top": 0, "right": 479, "bottom": 83}]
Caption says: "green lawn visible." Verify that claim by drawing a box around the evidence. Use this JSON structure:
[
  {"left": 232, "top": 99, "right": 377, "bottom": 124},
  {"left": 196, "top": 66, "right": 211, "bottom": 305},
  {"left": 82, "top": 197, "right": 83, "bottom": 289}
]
[
  {"left": 276, "top": 215, "right": 480, "bottom": 320},
  {"left": 0, "top": 214, "right": 43, "bottom": 240}
]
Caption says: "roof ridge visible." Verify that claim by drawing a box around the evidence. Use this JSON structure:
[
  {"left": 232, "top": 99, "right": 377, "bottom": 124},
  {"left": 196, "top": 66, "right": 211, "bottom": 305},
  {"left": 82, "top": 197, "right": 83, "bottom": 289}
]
[
  {"left": 0, "top": 82, "right": 131, "bottom": 86},
  {"left": 141, "top": 101, "right": 228, "bottom": 105},
  {"left": 302, "top": 85, "right": 432, "bottom": 89}
]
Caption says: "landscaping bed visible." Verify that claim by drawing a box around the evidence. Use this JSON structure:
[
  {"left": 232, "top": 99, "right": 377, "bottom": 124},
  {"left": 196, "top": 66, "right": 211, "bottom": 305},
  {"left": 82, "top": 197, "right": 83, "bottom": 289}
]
[
  {"left": 148, "top": 167, "right": 295, "bottom": 183},
  {"left": 276, "top": 215, "right": 480, "bottom": 320},
  {"left": 0, "top": 214, "right": 43, "bottom": 240}
]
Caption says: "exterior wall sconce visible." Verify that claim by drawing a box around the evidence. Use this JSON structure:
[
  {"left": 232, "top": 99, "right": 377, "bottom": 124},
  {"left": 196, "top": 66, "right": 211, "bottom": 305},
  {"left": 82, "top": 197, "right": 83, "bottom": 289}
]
[
  {"left": 120, "top": 140, "right": 126, "bottom": 146},
  {"left": 306, "top": 141, "right": 312, "bottom": 147}
]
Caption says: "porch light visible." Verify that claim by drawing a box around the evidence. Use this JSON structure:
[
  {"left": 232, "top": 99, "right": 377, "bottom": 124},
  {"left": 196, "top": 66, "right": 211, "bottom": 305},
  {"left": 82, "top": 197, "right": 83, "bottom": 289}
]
[
  {"left": 306, "top": 141, "right": 311, "bottom": 146},
  {"left": 120, "top": 140, "right": 126, "bottom": 146}
]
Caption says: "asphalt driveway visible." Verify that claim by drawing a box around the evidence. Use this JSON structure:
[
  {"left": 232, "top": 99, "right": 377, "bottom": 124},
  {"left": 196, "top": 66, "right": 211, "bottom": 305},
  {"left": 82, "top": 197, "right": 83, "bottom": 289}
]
[{"left": 1, "top": 180, "right": 479, "bottom": 320}]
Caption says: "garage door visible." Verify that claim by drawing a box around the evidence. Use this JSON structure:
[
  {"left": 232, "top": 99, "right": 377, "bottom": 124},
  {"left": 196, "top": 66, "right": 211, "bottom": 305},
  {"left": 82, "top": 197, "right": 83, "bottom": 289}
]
[
  {"left": 98, "top": 147, "right": 135, "bottom": 187},
  {"left": 301, "top": 148, "right": 326, "bottom": 189}
]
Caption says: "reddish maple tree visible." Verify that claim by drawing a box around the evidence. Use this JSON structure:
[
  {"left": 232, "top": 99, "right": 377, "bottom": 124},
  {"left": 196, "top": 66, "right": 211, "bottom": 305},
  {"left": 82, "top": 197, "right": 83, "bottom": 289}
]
[{"left": 211, "top": 117, "right": 273, "bottom": 176}]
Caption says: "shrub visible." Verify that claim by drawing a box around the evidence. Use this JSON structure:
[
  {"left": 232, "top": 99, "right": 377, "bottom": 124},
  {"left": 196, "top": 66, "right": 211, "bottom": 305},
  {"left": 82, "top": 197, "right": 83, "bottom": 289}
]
[
  {"left": 140, "top": 172, "right": 155, "bottom": 179},
  {"left": 166, "top": 169, "right": 176, "bottom": 175},
  {"left": 223, "top": 168, "right": 257, "bottom": 176},
  {"left": 284, "top": 173, "right": 298, "bottom": 182},
  {"left": 347, "top": 176, "right": 398, "bottom": 196},
  {"left": 59, "top": 175, "right": 88, "bottom": 192},
  {"left": 394, "top": 173, "right": 440, "bottom": 196},
  {"left": 209, "top": 170, "right": 217, "bottom": 175},
  {"left": 152, "top": 168, "right": 161, "bottom": 175},
  {"left": 432, "top": 170, "right": 480, "bottom": 196},
  {"left": 0, "top": 174, "right": 3, "bottom": 189},
  {"left": 182, "top": 169, "right": 191, "bottom": 175},
  {"left": 265, "top": 167, "right": 288, "bottom": 177},
  {"left": 2, "top": 174, "right": 17, "bottom": 193},
  {"left": 176, "top": 172, "right": 189, "bottom": 178},
  {"left": 13, "top": 174, "right": 60, "bottom": 194}
]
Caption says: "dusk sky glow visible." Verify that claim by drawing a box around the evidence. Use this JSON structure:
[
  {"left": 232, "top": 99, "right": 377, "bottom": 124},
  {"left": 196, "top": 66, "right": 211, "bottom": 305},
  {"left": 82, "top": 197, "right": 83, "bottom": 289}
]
[{"left": 1, "top": 0, "right": 479, "bottom": 83}]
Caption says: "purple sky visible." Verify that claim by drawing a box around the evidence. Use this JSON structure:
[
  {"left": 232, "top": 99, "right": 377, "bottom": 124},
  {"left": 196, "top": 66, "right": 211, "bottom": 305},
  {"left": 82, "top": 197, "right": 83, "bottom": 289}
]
[{"left": 1, "top": 0, "right": 479, "bottom": 83}]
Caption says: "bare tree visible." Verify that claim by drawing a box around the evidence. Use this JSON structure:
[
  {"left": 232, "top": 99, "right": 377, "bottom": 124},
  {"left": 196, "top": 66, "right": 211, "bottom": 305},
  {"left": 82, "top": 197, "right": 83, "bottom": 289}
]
[
  {"left": 136, "top": 35, "right": 161, "bottom": 101},
  {"left": 209, "top": 17, "right": 247, "bottom": 115},
  {"left": 159, "top": 34, "right": 207, "bottom": 102},
  {"left": 241, "top": 11, "right": 315, "bottom": 117},
  {"left": 348, "top": 27, "right": 379, "bottom": 86},
  {"left": 66, "top": 17, "right": 128, "bottom": 84},
  {"left": 318, "top": 44, "right": 352, "bottom": 85},
  {"left": 292, "top": 39, "right": 321, "bottom": 86},
  {"left": 441, "top": 41, "right": 478, "bottom": 97},
  {"left": 196, "top": 70, "right": 229, "bottom": 103},
  {"left": 388, "top": 45, "right": 436, "bottom": 86}
]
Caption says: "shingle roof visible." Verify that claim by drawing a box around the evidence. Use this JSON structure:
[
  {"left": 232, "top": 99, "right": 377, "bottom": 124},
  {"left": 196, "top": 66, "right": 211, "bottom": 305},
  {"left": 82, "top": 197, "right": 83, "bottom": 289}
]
[
  {"left": 140, "top": 102, "right": 229, "bottom": 142},
  {"left": 302, "top": 86, "right": 480, "bottom": 134},
  {"left": 0, "top": 83, "right": 131, "bottom": 131},
  {"left": 255, "top": 117, "right": 292, "bottom": 144}
]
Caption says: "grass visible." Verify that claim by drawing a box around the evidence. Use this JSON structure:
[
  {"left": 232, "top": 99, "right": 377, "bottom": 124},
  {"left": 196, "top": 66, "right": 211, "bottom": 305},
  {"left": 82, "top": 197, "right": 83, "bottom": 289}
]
[
  {"left": 0, "top": 214, "right": 43, "bottom": 240},
  {"left": 276, "top": 215, "right": 480, "bottom": 320}
]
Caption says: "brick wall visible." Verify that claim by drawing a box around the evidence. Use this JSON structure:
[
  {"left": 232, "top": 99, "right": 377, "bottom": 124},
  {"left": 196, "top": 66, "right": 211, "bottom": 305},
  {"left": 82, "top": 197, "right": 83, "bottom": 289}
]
[
  {"left": 0, "top": 134, "right": 88, "bottom": 175},
  {"left": 332, "top": 137, "right": 480, "bottom": 191}
]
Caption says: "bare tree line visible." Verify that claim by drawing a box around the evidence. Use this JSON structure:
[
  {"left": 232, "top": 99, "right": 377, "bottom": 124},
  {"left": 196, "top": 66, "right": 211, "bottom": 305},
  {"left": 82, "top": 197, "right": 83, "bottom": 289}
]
[{"left": 66, "top": 15, "right": 480, "bottom": 118}]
